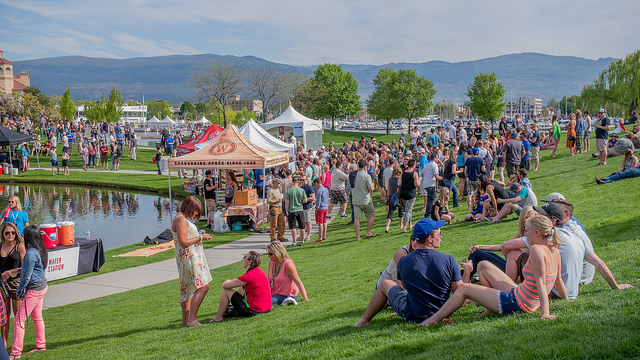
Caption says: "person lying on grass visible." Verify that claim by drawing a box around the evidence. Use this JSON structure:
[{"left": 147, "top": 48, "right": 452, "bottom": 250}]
[
  {"left": 211, "top": 251, "right": 271, "bottom": 323},
  {"left": 421, "top": 215, "right": 568, "bottom": 326},
  {"left": 354, "top": 218, "right": 462, "bottom": 327}
]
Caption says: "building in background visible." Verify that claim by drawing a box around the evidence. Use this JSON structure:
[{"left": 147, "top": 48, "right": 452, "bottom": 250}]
[
  {"left": 0, "top": 50, "right": 30, "bottom": 94},
  {"left": 505, "top": 97, "right": 542, "bottom": 120},
  {"left": 75, "top": 104, "right": 148, "bottom": 123},
  {"left": 229, "top": 95, "right": 263, "bottom": 116}
]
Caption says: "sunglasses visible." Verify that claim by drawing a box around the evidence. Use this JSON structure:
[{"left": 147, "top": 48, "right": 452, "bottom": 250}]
[
  {"left": 4, "top": 231, "right": 15, "bottom": 235},
  {"left": 267, "top": 252, "right": 274, "bottom": 256}
]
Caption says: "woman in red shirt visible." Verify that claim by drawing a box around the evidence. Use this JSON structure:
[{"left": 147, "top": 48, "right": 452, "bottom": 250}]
[{"left": 210, "top": 251, "right": 271, "bottom": 322}]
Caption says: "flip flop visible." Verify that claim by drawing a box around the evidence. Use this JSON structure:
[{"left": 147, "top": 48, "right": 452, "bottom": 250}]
[{"left": 365, "top": 234, "right": 378, "bottom": 238}]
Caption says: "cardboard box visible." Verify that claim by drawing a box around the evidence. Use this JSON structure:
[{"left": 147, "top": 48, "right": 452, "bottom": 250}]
[{"left": 235, "top": 189, "right": 257, "bottom": 206}]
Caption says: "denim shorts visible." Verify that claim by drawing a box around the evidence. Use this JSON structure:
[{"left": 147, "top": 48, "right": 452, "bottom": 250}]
[
  {"left": 272, "top": 294, "right": 297, "bottom": 306},
  {"left": 497, "top": 287, "right": 523, "bottom": 315},
  {"left": 387, "top": 286, "right": 408, "bottom": 320}
]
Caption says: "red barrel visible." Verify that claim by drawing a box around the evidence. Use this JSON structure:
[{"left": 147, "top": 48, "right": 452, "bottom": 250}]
[{"left": 40, "top": 224, "right": 58, "bottom": 249}]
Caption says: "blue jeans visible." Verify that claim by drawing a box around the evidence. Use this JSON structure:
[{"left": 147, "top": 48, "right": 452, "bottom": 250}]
[
  {"left": 466, "top": 249, "right": 506, "bottom": 277},
  {"left": 272, "top": 294, "right": 297, "bottom": 306},
  {"left": 157, "top": 161, "right": 162, "bottom": 175},
  {"left": 604, "top": 168, "right": 640, "bottom": 183},
  {"left": 442, "top": 178, "right": 459, "bottom": 207},
  {"left": 423, "top": 186, "right": 437, "bottom": 218}
]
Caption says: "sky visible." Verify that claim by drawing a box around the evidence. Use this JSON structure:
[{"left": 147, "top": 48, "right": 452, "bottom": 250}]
[{"left": 1, "top": 0, "right": 639, "bottom": 65}]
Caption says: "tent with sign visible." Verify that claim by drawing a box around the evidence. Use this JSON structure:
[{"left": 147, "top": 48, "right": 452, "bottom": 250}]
[
  {"left": 167, "top": 125, "right": 289, "bottom": 230},
  {"left": 239, "top": 119, "right": 295, "bottom": 159},
  {"left": 176, "top": 123, "right": 224, "bottom": 155},
  {"left": 146, "top": 116, "right": 161, "bottom": 129},
  {"left": 261, "top": 105, "right": 323, "bottom": 150},
  {"left": 0, "top": 126, "right": 35, "bottom": 176}
]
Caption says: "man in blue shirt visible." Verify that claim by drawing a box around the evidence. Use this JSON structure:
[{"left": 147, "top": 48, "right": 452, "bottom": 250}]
[
  {"left": 529, "top": 123, "right": 541, "bottom": 171},
  {"left": 464, "top": 148, "right": 485, "bottom": 211},
  {"left": 519, "top": 132, "right": 531, "bottom": 170},
  {"left": 428, "top": 128, "right": 440, "bottom": 148},
  {"left": 165, "top": 135, "right": 174, "bottom": 156},
  {"left": 354, "top": 218, "right": 462, "bottom": 326},
  {"left": 254, "top": 168, "right": 264, "bottom": 198}
]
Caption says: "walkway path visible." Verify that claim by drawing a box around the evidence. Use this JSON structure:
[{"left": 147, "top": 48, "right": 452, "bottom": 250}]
[{"left": 44, "top": 207, "right": 341, "bottom": 309}]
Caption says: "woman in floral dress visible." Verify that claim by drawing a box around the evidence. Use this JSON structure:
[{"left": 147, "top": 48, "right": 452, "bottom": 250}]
[{"left": 172, "top": 196, "right": 212, "bottom": 327}]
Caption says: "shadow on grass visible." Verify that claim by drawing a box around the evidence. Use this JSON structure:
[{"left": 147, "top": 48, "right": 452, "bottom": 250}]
[
  {"left": 47, "top": 322, "right": 181, "bottom": 350},
  {"left": 585, "top": 214, "right": 640, "bottom": 245}
]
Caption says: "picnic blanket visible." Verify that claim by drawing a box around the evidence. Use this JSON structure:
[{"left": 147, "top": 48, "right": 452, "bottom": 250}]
[{"left": 117, "top": 241, "right": 175, "bottom": 257}]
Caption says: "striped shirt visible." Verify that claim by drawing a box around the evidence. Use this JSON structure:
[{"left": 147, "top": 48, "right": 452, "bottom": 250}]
[{"left": 514, "top": 245, "right": 560, "bottom": 313}]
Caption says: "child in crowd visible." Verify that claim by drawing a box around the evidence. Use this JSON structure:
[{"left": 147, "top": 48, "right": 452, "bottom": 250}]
[
  {"left": 61, "top": 151, "right": 69, "bottom": 176},
  {"left": 463, "top": 187, "right": 488, "bottom": 223},
  {"left": 431, "top": 187, "right": 455, "bottom": 224}
]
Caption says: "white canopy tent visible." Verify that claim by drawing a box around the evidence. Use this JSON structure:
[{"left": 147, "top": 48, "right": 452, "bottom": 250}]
[
  {"left": 146, "top": 116, "right": 161, "bottom": 129},
  {"left": 159, "top": 116, "right": 176, "bottom": 128},
  {"left": 239, "top": 119, "right": 296, "bottom": 159},
  {"left": 194, "top": 116, "right": 211, "bottom": 126},
  {"left": 261, "top": 105, "right": 323, "bottom": 150}
]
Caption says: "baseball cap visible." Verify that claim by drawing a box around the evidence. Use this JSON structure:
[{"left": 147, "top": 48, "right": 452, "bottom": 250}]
[
  {"left": 533, "top": 202, "right": 565, "bottom": 222},
  {"left": 542, "top": 192, "right": 566, "bottom": 203},
  {"left": 418, "top": 148, "right": 425, "bottom": 153},
  {"left": 472, "top": 147, "right": 479, "bottom": 155},
  {"left": 599, "top": 108, "right": 605, "bottom": 113},
  {"left": 509, "top": 182, "right": 522, "bottom": 191},
  {"left": 511, "top": 131, "right": 518, "bottom": 138},
  {"left": 413, "top": 218, "right": 445, "bottom": 240}
]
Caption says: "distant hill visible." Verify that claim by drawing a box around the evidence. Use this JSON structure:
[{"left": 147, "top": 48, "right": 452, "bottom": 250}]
[{"left": 13, "top": 52, "right": 614, "bottom": 104}]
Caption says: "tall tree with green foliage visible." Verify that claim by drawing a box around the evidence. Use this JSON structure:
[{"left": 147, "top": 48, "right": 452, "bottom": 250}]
[
  {"left": 104, "top": 86, "right": 123, "bottom": 123},
  {"left": 367, "top": 68, "right": 402, "bottom": 134},
  {"left": 84, "top": 98, "right": 105, "bottom": 121},
  {"left": 59, "top": 88, "right": 76, "bottom": 121},
  {"left": 147, "top": 100, "right": 172, "bottom": 119},
  {"left": 180, "top": 101, "right": 195, "bottom": 120},
  {"left": 311, "top": 64, "right": 361, "bottom": 130},
  {"left": 395, "top": 69, "right": 436, "bottom": 131},
  {"left": 581, "top": 50, "right": 640, "bottom": 116},
  {"left": 466, "top": 73, "right": 506, "bottom": 132}
]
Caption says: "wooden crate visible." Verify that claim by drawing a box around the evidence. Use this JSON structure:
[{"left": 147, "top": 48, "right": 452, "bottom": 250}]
[{"left": 235, "top": 189, "right": 257, "bottom": 206}]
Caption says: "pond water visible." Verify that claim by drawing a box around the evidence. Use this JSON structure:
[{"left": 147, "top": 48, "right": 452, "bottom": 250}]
[{"left": 0, "top": 184, "right": 180, "bottom": 250}]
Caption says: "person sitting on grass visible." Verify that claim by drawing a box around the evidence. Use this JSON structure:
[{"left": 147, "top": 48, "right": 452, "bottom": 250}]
[
  {"left": 430, "top": 187, "right": 455, "bottom": 224},
  {"left": 354, "top": 218, "right": 462, "bottom": 327},
  {"left": 488, "top": 182, "right": 537, "bottom": 224},
  {"left": 210, "top": 251, "right": 271, "bottom": 322},
  {"left": 421, "top": 215, "right": 567, "bottom": 326},
  {"left": 265, "top": 242, "right": 309, "bottom": 306},
  {"left": 595, "top": 148, "right": 640, "bottom": 184},
  {"left": 462, "top": 187, "right": 488, "bottom": 223}
]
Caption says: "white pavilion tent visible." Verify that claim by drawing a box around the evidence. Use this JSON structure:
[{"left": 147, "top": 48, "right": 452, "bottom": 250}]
[{"left": 261, "top": 105, "right": 323, "bottom": 150}]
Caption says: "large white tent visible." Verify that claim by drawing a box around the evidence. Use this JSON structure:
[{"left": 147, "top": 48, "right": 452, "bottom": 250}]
[
  {"left": 194, "top": 116, "right": 210, "bottom": 125},
  {"left": 159, "top": 116, "right": 176, "bottom": 128},
  {"left": 261, "top": 105, "right": 323, "bottom": 150},
  {"left": 239, "top": 119, "right": 295, "bottom": 159},
  {"left": 146, "top": 116, "right": 161, "bottom": 129}
]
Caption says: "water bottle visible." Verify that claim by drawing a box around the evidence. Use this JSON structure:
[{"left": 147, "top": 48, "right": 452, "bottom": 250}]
[{"left": 86, "top": 229, "right": 91, "bottom": 240}]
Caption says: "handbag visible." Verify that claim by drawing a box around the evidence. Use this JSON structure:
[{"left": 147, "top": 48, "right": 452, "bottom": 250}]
[
  {"left": 0, "top": 279, "right": 8, "bottom": 302},
  {"left": 567, "top": 134, "right": 576, "bottom": 141}
]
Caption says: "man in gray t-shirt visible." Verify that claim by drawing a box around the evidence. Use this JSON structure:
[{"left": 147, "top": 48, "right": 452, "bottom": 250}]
[
  {"left": 352, "top": 160, "right": 375, "bottom": 240},
  {"left": 327, "top": 160, "right": 349, "bottom": 217}
]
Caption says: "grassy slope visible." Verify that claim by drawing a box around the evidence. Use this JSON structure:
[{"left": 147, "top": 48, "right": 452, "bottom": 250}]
[{"left": 10, "top": 135, "right": 640, "bottom": 359}]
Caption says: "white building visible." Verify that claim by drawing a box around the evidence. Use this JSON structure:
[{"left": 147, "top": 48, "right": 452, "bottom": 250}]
[{"left": 76, "top": 104, "right": 148, "bottom": 124}]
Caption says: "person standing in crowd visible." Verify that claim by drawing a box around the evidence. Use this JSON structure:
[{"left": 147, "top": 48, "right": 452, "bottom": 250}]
[
  {"left": 1, "top": 197, "right": 29, "bottom": 237},
  {"left": 130, "top": 133, "right": 137, "bottom": 161},
  {"left": 285, "top": 176, "right": 307, "bottom": 247},
  {"left": 583, "top": 110, "right": 592, "bottom": 152},
  {"left": 165, "top": 133, "right": 174, "bottom": 156},
  {"left": 465, "top": 148, "right": 485, "bottom": 211},
  {"left": 265, "top": 242, "right": 309, "bottom": 306},
  {"left": 398, "top": 159, "right": 420, "bottom": 233},
  {"left": 0, "top": 222, "right": 25, "bottom": 349},
  {"left": 575, "top": 110, "right": 585, "bottom": 153},
  {"left": 50, "top": 146, "right": 60, "bottom": 176},
  {"left": 10, "top": 226, "right": 48, "bottom": 359},
  {"left": 519, "top": 131, "right": 531, "bottom": 170},
  {"left": 502, "top": 131, "right": 524, "bottom": 178},
  {"left": 550, "top": 115, "right": 561, "bottom": 157},
  {"left": 300, "top": 175, "right": 316, "bottom": 243},
  {"left": 171, "top": 196, "right": 212, "bottom": 327},
  {"left": 421, "top": 152, "right": 440, "bottom": 219},
  {"left": 210, "top": 251, "right": 271, "bottom": 322},
  {"left": 313, "top": 178, "right": 329, "bottom": 243},
  {"left": 267, "top": 179, "right": 286, "bottom": 242},
  {"left": 352, "top": 160, "right": 376, "bottom": 241},
  {"left": 566, "top": 113, "right": 577, "bottom": 156},
  {"left": 203, "top": 170, "right": 218, "bottom": 213},
  {"left": 225, "top": 171, "right": 237, "bottom": 207},
  {"left": 327, "top": 160, "right": 349, "bottom": 219},
  {"left": 155, "top": 145, "right": 163, "bottom": 175},
  {"left": 529, "top": 123, "right": 541, "bottom": 171},
  {"left": 100, "top": 141, "right": 109, "bottom": 170},
  {"left": 595, "top": 109, "right": 613, "bottom": 166}
]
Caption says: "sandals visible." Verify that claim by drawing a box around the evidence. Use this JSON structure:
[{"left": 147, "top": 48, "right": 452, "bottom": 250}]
[
  {"left": 9, "top": 355, "right": 21, "bottom": 360},
  {"left": 27, "top": 348, "right": 46, "bottom": 353},
  {"left": 365, "top": 233, "right": 378, "bottom": 238},
  {"left": 185, "top": 320, "right": 203, "bottom": 327}
]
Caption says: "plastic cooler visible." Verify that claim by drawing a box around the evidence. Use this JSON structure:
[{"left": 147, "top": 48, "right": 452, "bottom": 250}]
[
  {"left": 40, "top": 224, "right": 58, "bottom": 249},
  {"left": 57, "top": 221, "right": 75, "bottom": 246}
]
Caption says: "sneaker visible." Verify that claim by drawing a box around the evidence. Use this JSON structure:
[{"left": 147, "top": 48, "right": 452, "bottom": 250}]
[
  {"left": 304, "top": 236, "right": 311, "bottom": 242},
  {"left": 282, "top": 297, "right": 298, "bottom": 306},
  {"left": 340, "top": 214, "right": 347, "bottom": 218},
  {"left": 470, "top": 276, "right": 480, "bottom": 283},
  {"left": 327, "top": 215, "right": 333, "bottom": 219},
  {"left": 287, "top": 243, "right": 297, "bottom": 248},
  {"left": 297, "top": 241, "right": 304, "bottom": 246},
  {"left": 595, "top": 177, "right": 606, "bottom": 185},
  {"left": 314, "top": 238, "right": 324, "bottom": 243}
]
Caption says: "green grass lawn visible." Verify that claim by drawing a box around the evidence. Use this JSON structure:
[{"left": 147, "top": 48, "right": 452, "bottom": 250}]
[{"left": 8, "top": 135, "right": 640, "bottom": 359}]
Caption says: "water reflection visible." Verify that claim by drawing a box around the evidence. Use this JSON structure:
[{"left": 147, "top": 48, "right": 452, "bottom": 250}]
[{"left": 0, "top": 184, "right": 180, "bottom": 250}]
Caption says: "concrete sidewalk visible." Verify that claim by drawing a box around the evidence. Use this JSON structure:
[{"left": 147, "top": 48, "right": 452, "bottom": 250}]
[{"left": 44, "top": 207, "right": 340, "bottom": 309}]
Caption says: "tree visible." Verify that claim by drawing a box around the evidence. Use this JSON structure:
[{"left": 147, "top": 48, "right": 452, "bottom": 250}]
[
  {"left": 147, "top": 100, "right": 172, "bottom": 119},
  {"left": 190, "top": 62, "right": 244, "bottom": 127},
  {"left": 104, "top": 86, "right": 123, "bottom": 123},
  {"left": 395, "top": 69, "right": 436, "bottom": 131},
  {"left": 246, "top": 67, "right": 286, "bottom": 122},
  {"left": 581, "top": 50, "right": 640, "bottom": 116},
  {"left": 311, "top": 64, "right": 361, "bottom": 130},
  {"left": 195, "top": 102, "right": 208, "bottom": 116},
  {"left": 367, "top": 68, "right": 402, "bottom": 134},
  {"left": 180, "top": 101, "right": 195, "bottom": 120},
  {"left": 84, "top": 98, "right": 105, "bottom": 122},
  {"left": 466, "top": 73, "right": 506, "bottom": 132},
  {"left": 59, "top": 88, "right": 76, "bottom": 121}
]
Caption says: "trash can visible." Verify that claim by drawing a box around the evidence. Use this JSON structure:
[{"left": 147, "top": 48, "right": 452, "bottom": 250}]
[{"left": 159, "top": 156, "right": 169, "bottom": 173}]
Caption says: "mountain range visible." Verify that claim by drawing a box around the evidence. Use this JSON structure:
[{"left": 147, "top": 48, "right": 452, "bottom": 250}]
[{"left": 12, "top": 52, "right": 615, "bottom": 105}]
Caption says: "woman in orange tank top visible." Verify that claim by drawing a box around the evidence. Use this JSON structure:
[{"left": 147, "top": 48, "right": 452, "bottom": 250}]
[
  {"left": 266, "top": 242, "right": 309, "bottom": 306},
  {"left": 421, "top": 215, "right": 567, "bottom": 326}
]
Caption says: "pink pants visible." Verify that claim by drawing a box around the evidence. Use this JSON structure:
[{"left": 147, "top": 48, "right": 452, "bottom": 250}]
[{"left": 11, "top": 287, "right": 47, "bottom": 356}]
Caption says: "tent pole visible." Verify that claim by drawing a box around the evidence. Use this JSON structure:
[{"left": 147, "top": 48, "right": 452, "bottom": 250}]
[
  {"left": 202, "top": 173, "right": 207, "bottom": 224},
  {"left": 168, "top": 168, "right": 173, "bottom": 219},
  {"left": 262, "top": 167, "right": 265, "bottom": 232},
  {"left": 9, "top": 148, "right": 13, "bottom": 178}
]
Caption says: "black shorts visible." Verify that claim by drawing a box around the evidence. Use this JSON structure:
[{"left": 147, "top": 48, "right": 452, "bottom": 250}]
[
  {"left": 457, "top": 166, "right": 466, "bottom": 179},
  {"left": 224, "top": 291, "right": 262, "bottom": 318},
  {"left": 288, "top": 211, "right": 305, "bottom": 230}
]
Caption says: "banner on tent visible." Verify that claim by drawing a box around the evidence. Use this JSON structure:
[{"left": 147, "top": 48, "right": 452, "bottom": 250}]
[{"left": 270, "top": 124, "right": 302, "bottom": 138}]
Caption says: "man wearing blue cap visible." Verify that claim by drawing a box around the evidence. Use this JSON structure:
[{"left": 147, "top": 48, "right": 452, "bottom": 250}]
[{"left": 354, "top": 218, "right": 462, "bottom": 327}]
